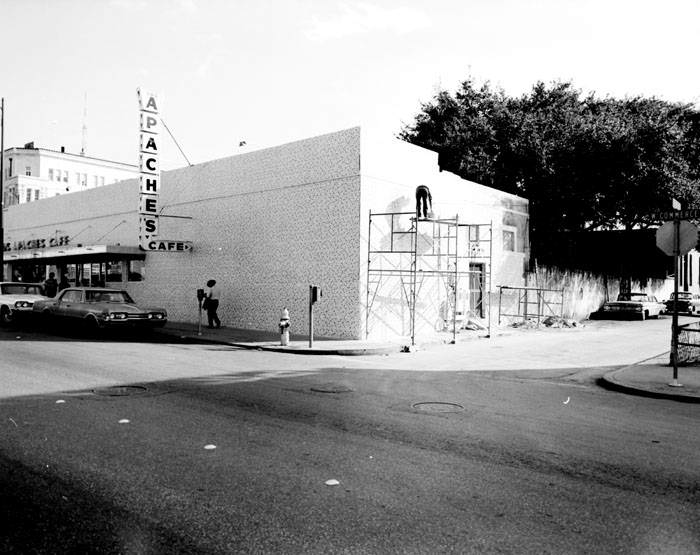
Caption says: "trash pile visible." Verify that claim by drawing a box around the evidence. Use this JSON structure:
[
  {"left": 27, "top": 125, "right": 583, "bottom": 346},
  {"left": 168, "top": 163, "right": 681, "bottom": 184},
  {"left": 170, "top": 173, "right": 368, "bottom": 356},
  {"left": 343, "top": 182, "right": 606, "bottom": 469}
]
[{"left": 511, "top": 316, "right": 581, "bottom": 329}]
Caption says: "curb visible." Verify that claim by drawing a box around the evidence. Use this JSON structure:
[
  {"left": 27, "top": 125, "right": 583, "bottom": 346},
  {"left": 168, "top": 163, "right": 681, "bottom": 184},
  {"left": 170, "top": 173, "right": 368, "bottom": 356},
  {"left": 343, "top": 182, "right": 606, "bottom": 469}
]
[
  {"left": 158, "top": 332, "right": 398, "bottom": 356},
  {"left": 599, "top": 366, "right": 700, "bottom": 404}
]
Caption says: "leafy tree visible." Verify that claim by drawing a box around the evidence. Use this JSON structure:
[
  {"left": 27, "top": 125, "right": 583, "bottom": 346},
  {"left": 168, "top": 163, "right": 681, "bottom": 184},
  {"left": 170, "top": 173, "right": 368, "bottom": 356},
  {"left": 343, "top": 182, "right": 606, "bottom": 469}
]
[{"left": 400, "top": 80, "right": 700, "bottom": 259}]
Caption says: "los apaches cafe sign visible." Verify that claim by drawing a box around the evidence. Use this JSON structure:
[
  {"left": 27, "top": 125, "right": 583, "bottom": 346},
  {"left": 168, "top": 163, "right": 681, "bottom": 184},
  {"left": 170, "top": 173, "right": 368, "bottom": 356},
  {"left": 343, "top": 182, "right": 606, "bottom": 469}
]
[
  {"left": 3, "top": 235, "right": 71, "bottom": 252},
  {"left": 137, "top": 90, "right": 192, "bottom": 253}
]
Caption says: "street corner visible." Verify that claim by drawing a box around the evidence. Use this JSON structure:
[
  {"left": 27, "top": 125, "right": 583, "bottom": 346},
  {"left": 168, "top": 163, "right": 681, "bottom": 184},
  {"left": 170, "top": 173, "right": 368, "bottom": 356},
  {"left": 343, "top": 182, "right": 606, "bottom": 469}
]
[{"left": 601, "top": 361, "right": 700, "bottom": 403}]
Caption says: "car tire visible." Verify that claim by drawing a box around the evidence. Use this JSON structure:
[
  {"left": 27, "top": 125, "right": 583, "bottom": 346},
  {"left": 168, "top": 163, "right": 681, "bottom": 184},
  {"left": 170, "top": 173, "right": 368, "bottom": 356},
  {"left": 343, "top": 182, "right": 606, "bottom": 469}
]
[
  {"left": 84, "top": 315, "right": 103, "bottom": 336},
  {"left": 40, "top": 310, "right": 54, "bottom": 329},
  {"left": 0, "top": 306, "right": 13, "bottom": 326}
]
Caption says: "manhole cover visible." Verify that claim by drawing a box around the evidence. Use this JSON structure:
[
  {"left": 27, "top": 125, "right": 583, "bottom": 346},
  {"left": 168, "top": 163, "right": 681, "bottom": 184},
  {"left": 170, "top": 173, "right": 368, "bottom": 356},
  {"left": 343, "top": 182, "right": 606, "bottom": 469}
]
[
  {"left": 92, "top": 385, "right": 148, "bottom": 397},
  {"left": 310, "top": 384, "right": 353, "bottom": 394},
  {"left": 412, "top": 402, "right": 464, "bottom": 413}
]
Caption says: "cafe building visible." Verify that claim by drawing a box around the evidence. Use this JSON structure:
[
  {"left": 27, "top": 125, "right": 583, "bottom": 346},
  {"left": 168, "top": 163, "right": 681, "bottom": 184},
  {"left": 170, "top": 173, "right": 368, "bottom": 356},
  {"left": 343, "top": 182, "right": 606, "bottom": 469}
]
[{"left": 2, "top": 127, "right": 529, "bottom": 340}]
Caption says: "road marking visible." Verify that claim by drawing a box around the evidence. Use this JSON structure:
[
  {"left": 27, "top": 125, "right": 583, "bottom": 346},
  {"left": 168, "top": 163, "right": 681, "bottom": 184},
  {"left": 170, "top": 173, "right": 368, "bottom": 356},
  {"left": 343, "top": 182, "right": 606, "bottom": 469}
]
[{"left": 563, "top": 397, "right": 570, "bottom": 404}]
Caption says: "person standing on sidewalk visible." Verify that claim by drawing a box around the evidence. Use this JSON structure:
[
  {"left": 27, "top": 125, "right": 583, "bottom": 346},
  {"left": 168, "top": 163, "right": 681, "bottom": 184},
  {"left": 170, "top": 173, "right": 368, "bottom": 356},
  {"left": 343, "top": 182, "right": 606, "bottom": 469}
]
[{"left": 205, "top": 279, "right": 221, "bottom": 329}]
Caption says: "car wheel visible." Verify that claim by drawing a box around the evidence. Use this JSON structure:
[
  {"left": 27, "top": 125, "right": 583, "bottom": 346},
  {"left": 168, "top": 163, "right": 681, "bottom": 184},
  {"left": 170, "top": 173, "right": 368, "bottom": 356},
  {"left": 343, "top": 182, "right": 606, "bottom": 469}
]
[
  {"left": 84, "top": 315, "right": 103, "bottom": 335},
  {"left": 0, "top": 306, "right": 13, "bottom": 326},
  {"left": 40, "top": 309, "right": 54, "bottom": 328}
]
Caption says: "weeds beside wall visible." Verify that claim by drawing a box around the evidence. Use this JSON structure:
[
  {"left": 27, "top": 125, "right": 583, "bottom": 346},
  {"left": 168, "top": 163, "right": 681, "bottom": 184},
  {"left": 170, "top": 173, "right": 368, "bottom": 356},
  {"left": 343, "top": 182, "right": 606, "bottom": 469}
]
[{"left": 525, "top": 266, "right": 673, "bottom": 322}]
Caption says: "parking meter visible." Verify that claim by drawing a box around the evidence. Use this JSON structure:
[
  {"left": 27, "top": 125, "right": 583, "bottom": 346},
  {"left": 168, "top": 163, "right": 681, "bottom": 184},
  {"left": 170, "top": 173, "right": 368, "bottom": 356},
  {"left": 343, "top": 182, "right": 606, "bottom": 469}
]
[{"left": 196, "top": 288, "right": 205, "bottom": 335}]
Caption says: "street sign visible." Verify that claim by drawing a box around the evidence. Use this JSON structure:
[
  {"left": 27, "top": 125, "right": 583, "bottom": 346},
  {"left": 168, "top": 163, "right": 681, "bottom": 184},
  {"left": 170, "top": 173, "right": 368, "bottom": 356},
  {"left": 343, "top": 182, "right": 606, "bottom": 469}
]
[
  {"left": 651, "top": 209, "right": 700, "bottom": 221},
  {"left": 656, "top": 220, "right": 698, "bottom": 256}
]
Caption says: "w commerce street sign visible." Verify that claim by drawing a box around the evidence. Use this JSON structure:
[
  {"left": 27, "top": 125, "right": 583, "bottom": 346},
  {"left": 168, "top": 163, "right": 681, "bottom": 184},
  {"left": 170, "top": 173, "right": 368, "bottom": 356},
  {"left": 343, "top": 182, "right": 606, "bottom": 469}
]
[{"left": 650, "top": 209, "right": 700, "bottom": 221}]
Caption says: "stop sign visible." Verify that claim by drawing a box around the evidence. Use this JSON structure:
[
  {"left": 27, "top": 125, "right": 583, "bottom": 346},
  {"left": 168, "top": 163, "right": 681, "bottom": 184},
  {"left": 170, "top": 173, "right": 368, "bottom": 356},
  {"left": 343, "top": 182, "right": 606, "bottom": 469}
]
[{"left": 656, "top": 220, "right": 699, "bottom": 256}]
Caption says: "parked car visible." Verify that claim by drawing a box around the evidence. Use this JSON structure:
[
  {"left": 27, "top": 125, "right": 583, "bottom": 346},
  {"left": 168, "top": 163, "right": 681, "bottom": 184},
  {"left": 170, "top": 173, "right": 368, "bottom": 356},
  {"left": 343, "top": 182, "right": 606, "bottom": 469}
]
[
  {"left": 33, "top": 287, "right": 167, "bottom": 331},
  {"left": 600, "top": 292, "right": 664, "bottom": 320},
  {"left": 0, "top": 282, "right": 48, "bottom": 325},
  {"left": 663, "top": 292, "right": 700, "bottom": 315}
]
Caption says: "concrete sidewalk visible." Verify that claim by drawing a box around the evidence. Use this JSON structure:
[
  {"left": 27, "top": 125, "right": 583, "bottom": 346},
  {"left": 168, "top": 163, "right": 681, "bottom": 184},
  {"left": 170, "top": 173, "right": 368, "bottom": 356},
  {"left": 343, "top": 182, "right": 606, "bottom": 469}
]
[
  {"left": 601, "top": 354, "right": 700, "bottom": 403},
  {"left": 156, "top": 321, "right": 400, "bottom": 355},
  {"left": 156, "top": 320, "right": 700, "bottom": 402}
]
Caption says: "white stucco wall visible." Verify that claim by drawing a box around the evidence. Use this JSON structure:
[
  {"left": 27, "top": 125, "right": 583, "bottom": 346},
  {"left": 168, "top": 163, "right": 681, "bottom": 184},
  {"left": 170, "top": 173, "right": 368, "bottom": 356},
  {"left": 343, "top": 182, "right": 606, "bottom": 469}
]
[{"left": 358, "top": 128, "right": 528, "bottom": 340}]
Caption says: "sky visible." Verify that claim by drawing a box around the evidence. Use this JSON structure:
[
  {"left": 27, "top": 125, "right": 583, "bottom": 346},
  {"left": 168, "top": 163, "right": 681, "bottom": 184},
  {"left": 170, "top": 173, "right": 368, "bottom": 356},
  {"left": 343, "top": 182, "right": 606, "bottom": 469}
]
[{"left": 2, "top": 0, "right": 699, "bottom": 171}]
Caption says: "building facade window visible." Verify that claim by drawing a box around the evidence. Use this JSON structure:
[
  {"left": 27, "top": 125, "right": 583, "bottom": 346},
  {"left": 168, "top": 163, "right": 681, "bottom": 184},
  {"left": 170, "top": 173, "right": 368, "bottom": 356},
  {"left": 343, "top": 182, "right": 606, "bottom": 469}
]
[
  {"left": 26, "top": 188, "right": 32, "bottom": 203},
  {"left": 34, "top": 189, "right": 40, "bottom": 201},
  {"left": 48, "top": 169, "right": 54, "bottom": 180},
  {"left": 25, "top": 166, "right": 32, "bottom": 176},
  {"left": 63, "top": 170, "right": 68, "bottom": 182},
  {"left": 106, "top": 261, "right": 123, "bottom": 282},
  {"left": 128, "top": 260, "right": 145, "bottom": 281},
  {"left": 503, "top": 226, "right": 517, "bottom": 252}
]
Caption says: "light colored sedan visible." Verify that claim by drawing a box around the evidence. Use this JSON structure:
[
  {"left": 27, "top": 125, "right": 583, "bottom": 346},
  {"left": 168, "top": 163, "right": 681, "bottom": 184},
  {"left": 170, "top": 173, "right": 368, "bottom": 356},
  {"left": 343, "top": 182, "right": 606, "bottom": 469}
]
[
  {"left": 0, "top": 282, "right": 48, "bottom": 325},
  {"left": 601, "top": 293, "right": 665, "bottom": 320}
]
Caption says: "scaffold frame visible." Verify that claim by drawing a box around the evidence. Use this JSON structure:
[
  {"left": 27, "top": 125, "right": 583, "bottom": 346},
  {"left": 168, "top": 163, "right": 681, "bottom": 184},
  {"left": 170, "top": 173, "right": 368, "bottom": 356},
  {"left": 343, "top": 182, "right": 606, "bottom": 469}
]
[{"left": 365, "top": 210, "right": 493, "bottom": 345}]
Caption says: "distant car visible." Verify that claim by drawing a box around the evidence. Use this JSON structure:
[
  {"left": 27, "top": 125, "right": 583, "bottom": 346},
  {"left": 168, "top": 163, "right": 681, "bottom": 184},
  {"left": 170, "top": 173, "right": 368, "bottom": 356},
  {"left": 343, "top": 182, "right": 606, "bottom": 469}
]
[
  {"left": 600, "top": 293, "right": 664, "bottom": 320},
  {"left": 663, "top": 292, "right": 700, "bottom": 315},
  {"left": 33, "top": 287, "right": 167, "bottom": 331},
  {"left": 0, "top": 282, "right": 48, "bottom": 326}
]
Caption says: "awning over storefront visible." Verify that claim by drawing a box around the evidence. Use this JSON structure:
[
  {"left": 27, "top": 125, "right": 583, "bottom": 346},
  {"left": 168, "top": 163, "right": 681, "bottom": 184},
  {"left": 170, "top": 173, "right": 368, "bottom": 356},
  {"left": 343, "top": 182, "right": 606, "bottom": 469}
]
[{"left": 4, "top": 244, "right": 145, "bottom": 264}]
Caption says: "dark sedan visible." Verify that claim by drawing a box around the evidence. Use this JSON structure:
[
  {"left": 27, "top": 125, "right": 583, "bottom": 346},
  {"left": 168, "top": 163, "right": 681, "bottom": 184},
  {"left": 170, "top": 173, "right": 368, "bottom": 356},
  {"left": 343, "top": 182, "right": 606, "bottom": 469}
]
[
  {"left": 32, "top": 287, "right": 167, "bottom": 331},
  {"left": 664, "top": 292, "right": 700, "bottom": 315}
]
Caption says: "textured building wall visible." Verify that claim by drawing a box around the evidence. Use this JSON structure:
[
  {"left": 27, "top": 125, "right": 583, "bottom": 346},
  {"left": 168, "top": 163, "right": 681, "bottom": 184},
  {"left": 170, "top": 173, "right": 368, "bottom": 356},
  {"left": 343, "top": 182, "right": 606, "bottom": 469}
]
[
  {"left": 134, "top": 127, "right": 363, "bottom": 338},
  {"left": 4, "top": 179, "right": 140, "bottom": 247}
]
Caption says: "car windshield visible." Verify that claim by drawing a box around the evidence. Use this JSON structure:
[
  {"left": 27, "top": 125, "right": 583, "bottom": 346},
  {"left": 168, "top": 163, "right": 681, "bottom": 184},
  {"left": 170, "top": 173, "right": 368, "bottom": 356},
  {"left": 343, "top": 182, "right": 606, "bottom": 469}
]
[
  {"left": 670, "top": 292, "right": 692, "bottom": 300},
  {"left": 1, "top": 284, "right": 42, "bottom": 295},
  {"left": 617, "top": 293, "right": 646, "bottom": 301},
  {"left": 85, "top": 290, "right": 134, "bottom": 304}
]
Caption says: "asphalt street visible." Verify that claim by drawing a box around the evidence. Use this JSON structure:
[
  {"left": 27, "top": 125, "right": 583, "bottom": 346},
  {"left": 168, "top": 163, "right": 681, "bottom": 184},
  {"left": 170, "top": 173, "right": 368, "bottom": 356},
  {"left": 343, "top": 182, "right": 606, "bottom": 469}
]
[{"left": 0, "top": 322, "right": 699, "bottom": 553}]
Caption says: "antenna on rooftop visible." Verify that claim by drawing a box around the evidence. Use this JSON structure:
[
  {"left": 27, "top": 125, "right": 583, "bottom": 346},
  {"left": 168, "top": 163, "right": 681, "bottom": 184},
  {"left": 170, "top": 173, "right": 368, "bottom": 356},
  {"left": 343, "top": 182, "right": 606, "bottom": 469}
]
[{"left": 81, "top": 92, "right": 87, "bottom": 155}]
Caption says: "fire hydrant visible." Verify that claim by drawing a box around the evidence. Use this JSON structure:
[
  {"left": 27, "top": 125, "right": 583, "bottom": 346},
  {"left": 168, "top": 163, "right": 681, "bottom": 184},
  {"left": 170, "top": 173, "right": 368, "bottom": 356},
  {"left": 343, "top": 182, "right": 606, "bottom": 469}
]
[{"left": 279, "top": 307, "right": 290, "bottom": 346}]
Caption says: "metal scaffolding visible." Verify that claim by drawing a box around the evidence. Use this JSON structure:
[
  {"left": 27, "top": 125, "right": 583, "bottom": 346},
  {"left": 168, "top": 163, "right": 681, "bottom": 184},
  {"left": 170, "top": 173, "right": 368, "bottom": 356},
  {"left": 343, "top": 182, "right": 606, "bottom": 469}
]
[{"left": 365, "top": 211, "right": 493, "bottom": 345}]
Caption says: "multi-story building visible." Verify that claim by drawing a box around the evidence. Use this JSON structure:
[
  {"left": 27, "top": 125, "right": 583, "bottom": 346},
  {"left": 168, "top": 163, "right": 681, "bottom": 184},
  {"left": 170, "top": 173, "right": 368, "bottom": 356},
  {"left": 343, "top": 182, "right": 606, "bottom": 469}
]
[{"left": 1, "top": 142, "right": 137, "bottom": 206}]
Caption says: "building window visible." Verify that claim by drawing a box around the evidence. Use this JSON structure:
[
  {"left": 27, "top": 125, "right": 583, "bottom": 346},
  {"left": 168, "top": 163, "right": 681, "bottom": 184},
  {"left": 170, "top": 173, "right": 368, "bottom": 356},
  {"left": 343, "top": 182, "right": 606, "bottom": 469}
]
[
  {"left": 94, "top": 175, "right": 99, "bottom": 187},
  {"left": 34, "top": 189, "right": 40, "bottom": 201},
  {"left": 106, "top": 261, "right": 123, "bottom": 282},
  {"left": 25, "top": 166, "right": 32, "bottom": 176},
  {"left": 26, "top": 189, "right": 32, "bottom": 203},
  {"left": 503, "top": 226, "right": 517, "bottom": 252},
  {"left": 128, "top": 260, "right": 145, "bottom": 281},
  {"left": 100, "top": 176, "right": 105, "bottom": 186},
  {"left": 63, "top": 170, "right": 68, "bottom": 182},
  {"left": 7, "top": 157, "right": 12, "bottom": 177},
  {"left": 76, "top": 172, "right": 81, "bottom": 185},
  {"left": 48, "top": 169, "right": 54, "bottom": 180}
]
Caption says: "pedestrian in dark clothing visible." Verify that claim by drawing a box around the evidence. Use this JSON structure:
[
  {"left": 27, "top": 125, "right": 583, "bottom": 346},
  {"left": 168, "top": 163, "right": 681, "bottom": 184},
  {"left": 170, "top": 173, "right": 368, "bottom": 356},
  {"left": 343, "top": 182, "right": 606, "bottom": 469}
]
[
  {"left": 205, "top": 279, "right": 221, "bottom": 329},
  {"left": 58, "top": 274, "right": 70, "bottom": 291},
  {"left": 44, "top": 272, "right": 58, "bottom": 298},
  {"left": 415, "top": 184, "right": 432, "bottom": 218}
]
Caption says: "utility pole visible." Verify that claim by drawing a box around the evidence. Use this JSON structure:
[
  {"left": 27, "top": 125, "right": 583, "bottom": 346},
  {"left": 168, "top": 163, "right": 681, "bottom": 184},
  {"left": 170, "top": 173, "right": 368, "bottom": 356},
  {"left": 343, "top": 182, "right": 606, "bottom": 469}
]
[{"left": 1, "top": 97, "right": 4, "bottom": 280}]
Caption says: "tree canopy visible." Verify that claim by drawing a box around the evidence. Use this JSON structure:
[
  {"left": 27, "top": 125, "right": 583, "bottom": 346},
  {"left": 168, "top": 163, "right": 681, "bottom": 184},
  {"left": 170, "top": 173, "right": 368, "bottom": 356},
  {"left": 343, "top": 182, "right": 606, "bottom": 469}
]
[{"left": 399, "top": 80, "right": 700, "bottom": 259}]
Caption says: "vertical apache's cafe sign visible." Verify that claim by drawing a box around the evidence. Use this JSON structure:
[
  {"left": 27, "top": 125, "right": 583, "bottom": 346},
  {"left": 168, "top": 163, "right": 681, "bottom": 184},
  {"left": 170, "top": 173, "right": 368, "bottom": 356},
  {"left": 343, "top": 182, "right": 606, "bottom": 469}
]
[{"left": 137, "top": 89, "right": 192, "bottom": 252}]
